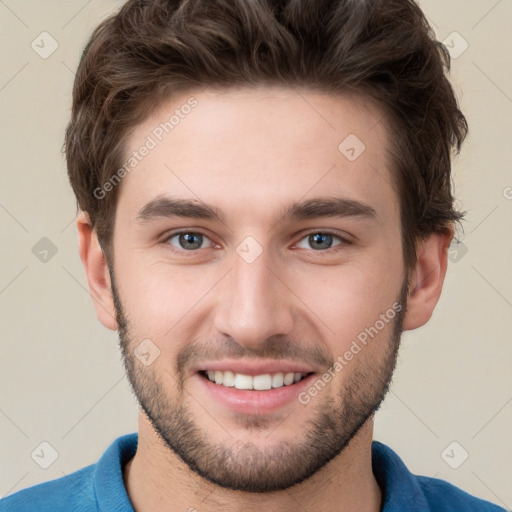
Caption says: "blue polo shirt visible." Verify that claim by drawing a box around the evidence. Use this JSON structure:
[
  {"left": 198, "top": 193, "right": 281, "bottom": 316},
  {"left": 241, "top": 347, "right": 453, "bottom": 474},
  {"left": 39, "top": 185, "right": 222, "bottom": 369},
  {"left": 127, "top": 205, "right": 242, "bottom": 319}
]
[{"left": 0, "top": 432, "right": 507, "bottom": 511}]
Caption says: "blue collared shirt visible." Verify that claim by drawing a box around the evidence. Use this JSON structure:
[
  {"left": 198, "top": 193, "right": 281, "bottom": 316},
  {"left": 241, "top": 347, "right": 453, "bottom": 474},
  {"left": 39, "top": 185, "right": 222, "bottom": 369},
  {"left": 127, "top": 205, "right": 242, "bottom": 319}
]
[{"left": 0, "top": 433, "right": 507, "bottom": 511}]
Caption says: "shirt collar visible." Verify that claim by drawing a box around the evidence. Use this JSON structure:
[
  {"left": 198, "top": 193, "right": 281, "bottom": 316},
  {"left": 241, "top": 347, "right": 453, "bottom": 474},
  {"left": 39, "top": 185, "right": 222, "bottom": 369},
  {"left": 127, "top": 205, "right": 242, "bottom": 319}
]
[
  {"left": 93, "top": 433, "right": 429, "bottom": 512},
  {"left": 94, "top": 432, "right": 137, "bottom": 511},
  {"left": 372, "top": 440, "right": 430, "bottom": 511}
]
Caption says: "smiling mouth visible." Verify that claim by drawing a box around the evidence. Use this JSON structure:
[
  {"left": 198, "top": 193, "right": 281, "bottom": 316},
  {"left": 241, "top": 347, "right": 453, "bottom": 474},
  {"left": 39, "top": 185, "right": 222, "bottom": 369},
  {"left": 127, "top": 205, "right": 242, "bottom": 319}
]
[{"left": 199, "top": 370, "right": 313, "bottom": 390}]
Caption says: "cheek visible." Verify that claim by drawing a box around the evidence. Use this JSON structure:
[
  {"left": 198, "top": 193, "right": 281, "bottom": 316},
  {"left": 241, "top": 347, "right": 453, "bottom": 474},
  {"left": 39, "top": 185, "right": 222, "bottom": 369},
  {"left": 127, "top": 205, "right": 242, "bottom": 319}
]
[
  {"left": 115, "top": 256, "right": 220, "bottom": 339},
  {"left": 292, "top": 254, "right": 403, "bottom": 343}
]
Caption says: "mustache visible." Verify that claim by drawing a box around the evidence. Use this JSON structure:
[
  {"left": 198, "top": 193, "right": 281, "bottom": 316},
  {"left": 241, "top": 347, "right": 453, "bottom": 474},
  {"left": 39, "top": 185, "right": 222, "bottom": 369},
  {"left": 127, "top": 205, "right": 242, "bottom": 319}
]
[{"left": 176, "top": 335, "right": 333, "bottom": 374}]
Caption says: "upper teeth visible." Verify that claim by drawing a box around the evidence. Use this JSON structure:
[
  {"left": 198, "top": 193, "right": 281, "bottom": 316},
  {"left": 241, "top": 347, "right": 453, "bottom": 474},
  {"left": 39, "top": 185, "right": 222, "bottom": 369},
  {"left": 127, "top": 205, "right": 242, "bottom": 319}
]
[{"left": 205, "top": 370, "right": 307, "bottom": 390}]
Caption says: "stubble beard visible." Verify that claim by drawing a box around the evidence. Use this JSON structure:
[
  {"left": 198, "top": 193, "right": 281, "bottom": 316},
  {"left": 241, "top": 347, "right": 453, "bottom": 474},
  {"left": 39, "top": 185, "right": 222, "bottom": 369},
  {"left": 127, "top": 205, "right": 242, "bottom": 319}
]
[{"left": 111, "top": 272, "right": 408, "bottom": 493}]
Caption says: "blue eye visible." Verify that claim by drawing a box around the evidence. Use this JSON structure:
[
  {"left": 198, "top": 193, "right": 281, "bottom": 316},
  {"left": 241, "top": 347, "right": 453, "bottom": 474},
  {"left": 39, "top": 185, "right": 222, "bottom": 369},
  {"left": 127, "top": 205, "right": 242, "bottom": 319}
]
[
  {"left": 296, "top": 232, "right": 346, "bottom": 251},
  {"left": 164, "top": 230, "right": 349, "bottom": 254},
  {"left": 166, "top": 232, "right": 213, "bottom": 251}
]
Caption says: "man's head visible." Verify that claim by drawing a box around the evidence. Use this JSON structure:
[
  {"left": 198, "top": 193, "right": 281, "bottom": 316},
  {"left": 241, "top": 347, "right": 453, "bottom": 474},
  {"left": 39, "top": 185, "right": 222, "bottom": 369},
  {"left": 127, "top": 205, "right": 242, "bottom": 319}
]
[{"left": 69, "top": 0, "right": 467, "bottom": 494}]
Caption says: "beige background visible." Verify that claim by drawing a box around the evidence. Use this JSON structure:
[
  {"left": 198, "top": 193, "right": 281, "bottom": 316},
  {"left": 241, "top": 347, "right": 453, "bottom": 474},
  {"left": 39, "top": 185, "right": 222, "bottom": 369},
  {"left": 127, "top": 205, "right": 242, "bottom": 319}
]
[{"left": 1, "top": 0, "right": 511, "bottom": 508}]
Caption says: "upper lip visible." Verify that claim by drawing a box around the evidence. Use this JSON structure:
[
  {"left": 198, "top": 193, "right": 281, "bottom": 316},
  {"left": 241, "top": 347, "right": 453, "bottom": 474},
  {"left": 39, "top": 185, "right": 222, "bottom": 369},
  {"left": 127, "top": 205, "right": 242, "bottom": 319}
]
[{"left": 192, "top": 359, "right": 318, "bottom": 376}]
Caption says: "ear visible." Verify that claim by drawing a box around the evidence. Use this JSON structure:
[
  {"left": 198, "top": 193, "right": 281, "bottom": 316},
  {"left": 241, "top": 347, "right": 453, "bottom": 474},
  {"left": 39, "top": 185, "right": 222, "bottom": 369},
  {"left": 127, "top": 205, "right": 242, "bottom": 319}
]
[
  {"left": 76, "top": 211, "right": 118, "bottom": 330},
  {"left": 402, "top": 229, "right": 453, "bottom": 331}
]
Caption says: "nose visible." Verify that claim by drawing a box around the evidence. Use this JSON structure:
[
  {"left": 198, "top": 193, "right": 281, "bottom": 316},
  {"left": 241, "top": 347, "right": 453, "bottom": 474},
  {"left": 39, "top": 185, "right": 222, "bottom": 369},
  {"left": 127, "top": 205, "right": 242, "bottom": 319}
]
[{"left": 213, "top": 245, "right": 295, "bottom": 350}]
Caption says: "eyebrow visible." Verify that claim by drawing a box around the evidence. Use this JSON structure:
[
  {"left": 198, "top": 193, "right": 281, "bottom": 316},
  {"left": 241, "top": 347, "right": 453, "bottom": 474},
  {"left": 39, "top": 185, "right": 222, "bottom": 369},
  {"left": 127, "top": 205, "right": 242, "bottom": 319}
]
[{"left": 136, "top": 195, "right": 377, "bottom": 224}]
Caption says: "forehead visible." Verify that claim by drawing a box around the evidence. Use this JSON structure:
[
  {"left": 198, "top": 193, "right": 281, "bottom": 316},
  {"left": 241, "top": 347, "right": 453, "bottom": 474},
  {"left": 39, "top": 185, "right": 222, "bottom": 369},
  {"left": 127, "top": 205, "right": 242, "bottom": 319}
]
[{"left": 117, "top": 86, "right": 398, "bottom": 227}]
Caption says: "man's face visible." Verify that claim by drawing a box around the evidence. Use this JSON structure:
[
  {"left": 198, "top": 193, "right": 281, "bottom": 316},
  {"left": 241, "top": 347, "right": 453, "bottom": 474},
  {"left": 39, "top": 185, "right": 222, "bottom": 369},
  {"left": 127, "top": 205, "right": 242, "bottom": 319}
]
[{"left": 109, "top": 86, "right": 408, "bottom": 492}]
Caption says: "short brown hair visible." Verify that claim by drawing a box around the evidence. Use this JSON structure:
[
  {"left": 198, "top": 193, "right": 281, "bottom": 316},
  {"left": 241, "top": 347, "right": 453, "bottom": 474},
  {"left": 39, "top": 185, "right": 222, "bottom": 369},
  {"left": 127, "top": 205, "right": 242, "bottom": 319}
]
[{"left": 64, "top": 0, "right": 468, "bottom": 273}]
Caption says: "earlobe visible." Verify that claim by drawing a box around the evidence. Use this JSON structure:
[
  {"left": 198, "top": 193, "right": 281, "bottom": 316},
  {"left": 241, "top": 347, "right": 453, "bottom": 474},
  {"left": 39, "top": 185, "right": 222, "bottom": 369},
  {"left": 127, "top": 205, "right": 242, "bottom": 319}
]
[
  {"left": 76, "top": 211, "right": 118, "bottom": 331},
  {"left": 402, "top": 230, "right": 453, "bottom": 331}
]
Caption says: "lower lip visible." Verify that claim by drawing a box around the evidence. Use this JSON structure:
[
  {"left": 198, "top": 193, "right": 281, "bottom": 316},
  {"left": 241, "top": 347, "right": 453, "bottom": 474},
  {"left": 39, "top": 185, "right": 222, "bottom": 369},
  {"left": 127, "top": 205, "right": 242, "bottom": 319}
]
[{"left": 196, "top": 372, "right": 316, "bottom": 415}]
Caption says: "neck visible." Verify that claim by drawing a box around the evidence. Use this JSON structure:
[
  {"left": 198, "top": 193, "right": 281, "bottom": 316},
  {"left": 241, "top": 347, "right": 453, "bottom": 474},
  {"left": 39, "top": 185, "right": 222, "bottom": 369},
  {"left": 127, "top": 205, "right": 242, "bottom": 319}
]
[{"left": 123, "top": 412, "right": 381, "bottom": 512}]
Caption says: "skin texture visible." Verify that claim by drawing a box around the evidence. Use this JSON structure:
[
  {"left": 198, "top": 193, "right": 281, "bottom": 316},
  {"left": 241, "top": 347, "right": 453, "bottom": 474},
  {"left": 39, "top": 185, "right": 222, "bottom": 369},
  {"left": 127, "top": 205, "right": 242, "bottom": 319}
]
[{"left": 77, "top": 86, "right": 452, "bottom": 511}]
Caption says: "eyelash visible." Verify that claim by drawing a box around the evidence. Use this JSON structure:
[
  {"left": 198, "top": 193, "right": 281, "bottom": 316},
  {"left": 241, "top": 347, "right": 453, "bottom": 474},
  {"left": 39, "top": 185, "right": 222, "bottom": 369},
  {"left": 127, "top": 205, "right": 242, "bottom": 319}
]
[{"left": 162, "top": 230, "right": 351, "bottom": 255}]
